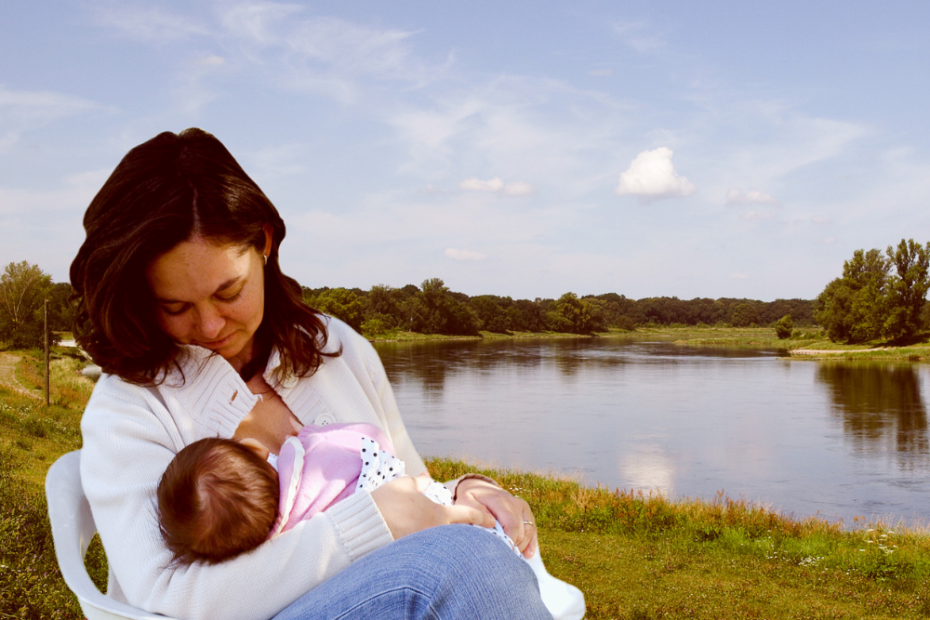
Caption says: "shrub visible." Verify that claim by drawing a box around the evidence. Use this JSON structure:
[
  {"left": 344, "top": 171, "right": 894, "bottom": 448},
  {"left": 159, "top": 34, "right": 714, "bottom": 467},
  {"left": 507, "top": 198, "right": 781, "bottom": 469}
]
[
  {"left": 361, "top": 313, "right": 397, "bottom": 338},
  {"left": 775, "top": 315, "right": 793, "bottom": 339},
  {"left": 615, "top": 316, "right": 636, "bottom": 331}
]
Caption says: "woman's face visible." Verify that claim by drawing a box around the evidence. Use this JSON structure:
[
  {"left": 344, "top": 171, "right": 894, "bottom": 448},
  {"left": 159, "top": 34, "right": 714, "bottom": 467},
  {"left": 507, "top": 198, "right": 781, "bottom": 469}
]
[{"left": 146, "top": 236, "right": 267, "bottom": 370}]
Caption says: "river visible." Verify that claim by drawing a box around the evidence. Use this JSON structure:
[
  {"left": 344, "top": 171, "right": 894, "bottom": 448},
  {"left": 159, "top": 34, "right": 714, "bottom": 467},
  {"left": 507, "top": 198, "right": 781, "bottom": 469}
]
[{"left": 374, "top": 337, "right": 930, "bottom": 527}]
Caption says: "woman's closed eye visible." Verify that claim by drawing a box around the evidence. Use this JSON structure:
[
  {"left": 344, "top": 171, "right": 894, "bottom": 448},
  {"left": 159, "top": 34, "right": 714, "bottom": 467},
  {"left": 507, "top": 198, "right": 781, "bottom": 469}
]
[
  {"left": 217, "top": 289, "right": 243, "bottom": 303},
  {"left": 160, "top": 303, "right": 189, "bottom": 316},
  {"left": 160, "top": 288, "right": 242, "bottom": 315}
]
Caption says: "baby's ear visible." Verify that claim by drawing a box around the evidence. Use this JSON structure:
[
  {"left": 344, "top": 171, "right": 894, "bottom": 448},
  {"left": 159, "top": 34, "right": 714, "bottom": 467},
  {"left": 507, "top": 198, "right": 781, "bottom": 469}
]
[{"left": 239, "top": 438, "right": 270, "bottom": 460}]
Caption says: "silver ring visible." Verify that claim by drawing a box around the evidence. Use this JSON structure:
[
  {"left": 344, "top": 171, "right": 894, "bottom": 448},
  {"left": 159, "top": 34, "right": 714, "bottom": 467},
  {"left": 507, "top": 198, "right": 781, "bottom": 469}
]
[{"left": 523, "top": 521, "right": 535, "bottom": 527}]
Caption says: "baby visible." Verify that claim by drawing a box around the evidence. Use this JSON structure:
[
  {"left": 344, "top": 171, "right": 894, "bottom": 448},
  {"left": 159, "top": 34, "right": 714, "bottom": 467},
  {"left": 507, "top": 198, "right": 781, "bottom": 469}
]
[{"left": 157, "top": 423, "right": 585, "bottom": 620}]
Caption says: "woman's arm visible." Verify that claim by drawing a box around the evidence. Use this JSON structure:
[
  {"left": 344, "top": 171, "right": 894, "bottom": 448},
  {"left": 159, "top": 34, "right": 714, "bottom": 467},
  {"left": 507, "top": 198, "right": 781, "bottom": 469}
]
[
  {"left": 370, "top": 474, "right": 495, "bottom": 539},
  {"left": 80, "top": 377, "right": 393, "bottom": 620},
  {"left": 347, "top": 322, "right": 537, "bottom": 553}
]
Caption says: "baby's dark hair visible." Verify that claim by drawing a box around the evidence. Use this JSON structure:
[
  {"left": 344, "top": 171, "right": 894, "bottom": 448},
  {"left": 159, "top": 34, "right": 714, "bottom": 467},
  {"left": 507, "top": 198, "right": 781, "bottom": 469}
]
[{"left": 157, "top": 438, "right": 279, "bottom": 565}]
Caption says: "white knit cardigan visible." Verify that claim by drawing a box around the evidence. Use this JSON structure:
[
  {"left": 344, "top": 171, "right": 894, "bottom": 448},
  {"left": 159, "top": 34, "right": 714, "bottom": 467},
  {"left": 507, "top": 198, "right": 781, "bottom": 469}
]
[{"left": 80, "top": 317, "right": 427, "bottom": 620}]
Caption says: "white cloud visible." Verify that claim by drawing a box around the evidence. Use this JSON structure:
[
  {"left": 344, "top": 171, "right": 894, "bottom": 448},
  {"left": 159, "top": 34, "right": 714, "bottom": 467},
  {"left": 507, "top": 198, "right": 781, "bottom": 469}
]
[
  {"left": 811, "top": 215, "right": 831, "bottom": 224},
  {"left": 248, "top": 143, "right": 307, "bottom": 179},
  {"left": 713, "top": 102, "right": 869, "bottom": 184},
  {"left": 730, "top": 272, "right": 750, "bottom": 280},
  {"left": 612, "top": 21, "right": 666, "bottom": 54},
  {"left": 196, "top": 54, "right": 226, "bottom": 66},
  {"left": 90, "top": 1, "right": 208, "bottom": 41},
  {"left": 741, "top": 210, "right": 772, "bottom": 220},
  {"left": 0, "top": 86, "right": 102, "bottom": 152},
  {"left": 0, "top": 85, "right": 99, "bottom": 124},
  {"left": 173, "top": 51, "right": 232, "bottom": 115},
  {"left": 460, "top": 177, "right": 504, "bottom": 192},
  {"left": 0, "top": 168, "right": 111, "bottom": 215},
  {"left": 216, "top": 1, "right": 302, "bottom": 45},
  {"left": 286, "top": 17, "right": 417, "bottom": 77},
  {"left": 388, "top": 73, "right": 633, "bottom": 187},
  {"left": 214, "top": 4, "right": 437, "bottom": 101},
  {"left": 615, "top": 147, "right": 695, "bottom": 201},
  {"left": 503, "top": 181, "right": 535, "bottom": 196},
  {"left": 726, "top": 188, "right": 780, "bottom": 206},
  {"left": 459, "top": 177, "right": 535, "bottom": 196},
  {"left": 445, "top": 248, "right": 487, "bottom": 261},
  {"left": 589, "top": 69, "right": 613, "bottom": 77},
  {"left": 821, "top": 236, "right": 838, "bottom": 245}
]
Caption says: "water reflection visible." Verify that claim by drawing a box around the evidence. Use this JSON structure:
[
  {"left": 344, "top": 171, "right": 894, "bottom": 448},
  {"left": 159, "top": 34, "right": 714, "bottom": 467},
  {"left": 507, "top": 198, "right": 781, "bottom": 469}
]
[
  {"left": 376, "top": 338, "right": 930, "bottom": 524},
  {"left": 620, "top": 443, "right": 676, "bottom": 497},
  {"left": 376, "top": 338, "right": 777, "bottom": 391},
  {"left": 816, "top": 363, "right": 929, "bottom": 461}
]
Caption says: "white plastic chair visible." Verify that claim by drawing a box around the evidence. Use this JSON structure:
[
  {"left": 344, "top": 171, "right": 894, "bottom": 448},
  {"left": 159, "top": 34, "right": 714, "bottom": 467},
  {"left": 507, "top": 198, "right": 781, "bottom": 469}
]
[{"left": 45, "top": 450, "right": 181, "bottom": 620}]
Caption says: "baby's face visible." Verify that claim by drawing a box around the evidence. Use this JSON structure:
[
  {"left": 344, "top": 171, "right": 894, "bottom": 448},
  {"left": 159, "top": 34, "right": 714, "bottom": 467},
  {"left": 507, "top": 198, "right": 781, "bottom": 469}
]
[{"left": 238, "top": 437, "right": 271, "bottom": 461}]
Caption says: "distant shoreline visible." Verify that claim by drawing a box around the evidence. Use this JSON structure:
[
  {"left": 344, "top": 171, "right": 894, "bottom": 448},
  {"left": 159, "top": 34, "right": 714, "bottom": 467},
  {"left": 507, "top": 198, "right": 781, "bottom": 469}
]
[{"left": 368, "top": 325, "right": 930, "bottom": 361}]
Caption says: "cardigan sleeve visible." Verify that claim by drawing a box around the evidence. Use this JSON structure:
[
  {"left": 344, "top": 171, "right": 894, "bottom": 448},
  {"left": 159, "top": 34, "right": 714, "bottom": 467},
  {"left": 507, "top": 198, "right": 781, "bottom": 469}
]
[{"left": 80, "top": 375, "right": 394, "bottom": 620}]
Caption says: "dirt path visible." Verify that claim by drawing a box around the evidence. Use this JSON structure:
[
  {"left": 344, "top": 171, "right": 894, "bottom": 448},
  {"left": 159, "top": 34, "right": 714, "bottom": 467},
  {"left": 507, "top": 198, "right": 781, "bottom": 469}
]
[{"left": 0, "top": 353, "right": 42, "bottom": 400}]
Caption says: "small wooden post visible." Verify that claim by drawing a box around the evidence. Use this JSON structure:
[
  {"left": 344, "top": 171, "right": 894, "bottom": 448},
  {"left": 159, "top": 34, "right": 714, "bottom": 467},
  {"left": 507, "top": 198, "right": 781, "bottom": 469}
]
[{"left": 44, "top": 299, "right": 50, "bottom": 406}]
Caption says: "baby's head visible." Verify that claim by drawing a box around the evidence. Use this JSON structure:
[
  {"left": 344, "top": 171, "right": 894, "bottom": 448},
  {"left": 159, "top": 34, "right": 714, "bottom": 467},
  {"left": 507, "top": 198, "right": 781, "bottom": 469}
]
[{"left": 157, "top": 437, "right": 278, "bottom": 565}]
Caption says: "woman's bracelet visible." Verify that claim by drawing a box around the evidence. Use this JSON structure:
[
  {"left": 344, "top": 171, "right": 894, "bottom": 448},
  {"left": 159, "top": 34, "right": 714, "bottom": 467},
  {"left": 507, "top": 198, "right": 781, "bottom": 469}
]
[{"left": 449, "top": 473, "right": 501, "bottom": 502}]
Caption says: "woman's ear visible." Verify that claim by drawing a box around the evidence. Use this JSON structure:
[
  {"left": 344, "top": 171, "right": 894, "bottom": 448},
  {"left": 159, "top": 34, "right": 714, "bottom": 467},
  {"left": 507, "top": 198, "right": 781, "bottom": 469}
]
[
  {"left": 262, "top": 223, "right": 274, "bottom": 259},
  {"left": 260, "top": 225, "right": 273, "bottom": 266}
]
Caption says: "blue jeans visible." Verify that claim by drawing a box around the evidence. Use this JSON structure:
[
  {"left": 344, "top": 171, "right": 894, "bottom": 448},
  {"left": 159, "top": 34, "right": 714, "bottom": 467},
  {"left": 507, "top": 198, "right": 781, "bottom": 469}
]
[{"left": 272, "top": 524, "right": 551, "bottom": 620}]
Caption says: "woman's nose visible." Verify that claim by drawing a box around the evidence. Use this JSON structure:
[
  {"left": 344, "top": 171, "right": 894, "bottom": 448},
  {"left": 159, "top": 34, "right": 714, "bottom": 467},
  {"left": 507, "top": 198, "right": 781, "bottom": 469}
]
[{"left": 196, "top": 305, "right": 225, "bottom": 339}]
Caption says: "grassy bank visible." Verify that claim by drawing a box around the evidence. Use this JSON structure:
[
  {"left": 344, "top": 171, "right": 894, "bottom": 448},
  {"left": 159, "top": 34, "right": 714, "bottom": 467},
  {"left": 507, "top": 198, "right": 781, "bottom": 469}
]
[
  {"left": 430, "top": 459, "right": 930, "bottom": 619},
  {"left": 0, "top": 350, "right": 105, "bottom": 619},
  {"left": 368, "top": 328, "right": 603, "bottom": 342},
  {"left": 3, "top": 348, "right": 930, "bottom": 618},
  {"left": 367, "top": 326, "right": 784, "bottom": 344},
  {"left": 665, "top": 325, "right": 930, "bottom": 361}
]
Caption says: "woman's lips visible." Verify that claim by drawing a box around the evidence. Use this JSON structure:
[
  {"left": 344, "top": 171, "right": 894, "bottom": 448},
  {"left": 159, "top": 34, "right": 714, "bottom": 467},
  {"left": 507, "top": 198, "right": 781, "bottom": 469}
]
[{"left": 197, "top": 333, "right": 235, "bottom": 349}]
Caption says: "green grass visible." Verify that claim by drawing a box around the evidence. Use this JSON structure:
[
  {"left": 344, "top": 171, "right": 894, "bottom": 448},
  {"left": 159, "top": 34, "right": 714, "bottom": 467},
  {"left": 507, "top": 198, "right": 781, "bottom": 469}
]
[
  {"left": 4, "top": 347, "right": 930, "bottom": 618},
  {"left": 427, "top": 458, "right": 930, "bottom": 619},
  {"left": 615, "top": 325, "right": 930, "bottom": 361},
  {"left": 0, "top": 350, "right": 105, "bottom": 618}
]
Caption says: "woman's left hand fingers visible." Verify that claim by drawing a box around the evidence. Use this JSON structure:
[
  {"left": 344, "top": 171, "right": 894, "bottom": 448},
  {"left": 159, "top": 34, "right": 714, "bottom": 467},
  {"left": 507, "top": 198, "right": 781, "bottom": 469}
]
[{"left": 454, "top": 479, "right": 537, "bottom": 558}]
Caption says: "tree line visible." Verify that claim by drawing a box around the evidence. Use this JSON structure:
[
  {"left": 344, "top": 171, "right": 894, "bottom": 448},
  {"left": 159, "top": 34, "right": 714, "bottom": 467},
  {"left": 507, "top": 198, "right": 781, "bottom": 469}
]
[
  {"left": 14, "top": 238, "right": 930, "bottom": 349},
  {"left": 8, "top": 239, "right": 928, "bottom": 348},
  {"left": 814, "top": 239, "right": 930, "bottom": 344},
  {"left": 1, "top": 261, "right": 818, "bottom": 349},
  {"left": 304, "top": 278, "right": 814, "bottom": 337}
]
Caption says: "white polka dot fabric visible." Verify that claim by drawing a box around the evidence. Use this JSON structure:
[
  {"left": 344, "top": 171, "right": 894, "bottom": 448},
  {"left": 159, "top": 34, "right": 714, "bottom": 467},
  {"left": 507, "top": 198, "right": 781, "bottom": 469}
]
[{"left": 355, "top": 437, "right": 406, "bottom": 491}]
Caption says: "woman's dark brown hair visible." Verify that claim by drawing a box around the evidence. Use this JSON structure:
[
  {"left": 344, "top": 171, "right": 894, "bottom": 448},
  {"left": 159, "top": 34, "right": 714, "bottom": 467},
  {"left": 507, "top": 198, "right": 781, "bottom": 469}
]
[
  {"left": 70, "top": 128, "right": 335, "bottom": 385},
  {"left": 157, "top": 438, "right": 279, "bottom": 565}
]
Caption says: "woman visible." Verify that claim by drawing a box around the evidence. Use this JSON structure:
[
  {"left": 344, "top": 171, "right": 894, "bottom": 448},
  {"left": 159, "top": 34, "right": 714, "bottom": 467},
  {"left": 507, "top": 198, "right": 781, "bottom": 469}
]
[{"left": 71, "top": 128, "right": 549, "bottom": 620}]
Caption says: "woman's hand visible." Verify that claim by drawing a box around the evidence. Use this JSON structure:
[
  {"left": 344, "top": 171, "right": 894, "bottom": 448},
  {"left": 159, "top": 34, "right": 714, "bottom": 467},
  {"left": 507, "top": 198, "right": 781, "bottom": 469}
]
[
  {"left": 454, "top": 479, "right": 537, "bottom": 558},
  {"left": 371, "top": 475, "right": 496, "bottom": 539}
]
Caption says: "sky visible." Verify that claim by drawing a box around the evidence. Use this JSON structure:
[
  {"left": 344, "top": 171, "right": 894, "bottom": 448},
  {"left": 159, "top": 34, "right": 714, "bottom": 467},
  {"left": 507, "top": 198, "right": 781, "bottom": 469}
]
[{"left": 2, "top": 1, "right": 929, "bottom": 302}]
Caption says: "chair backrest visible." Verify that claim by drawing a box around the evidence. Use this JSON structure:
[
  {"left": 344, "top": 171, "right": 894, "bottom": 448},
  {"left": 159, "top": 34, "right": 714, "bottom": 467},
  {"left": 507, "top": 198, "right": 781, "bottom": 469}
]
[{"left": 45, "top": 450, "right": 181, "bottom": 620}]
